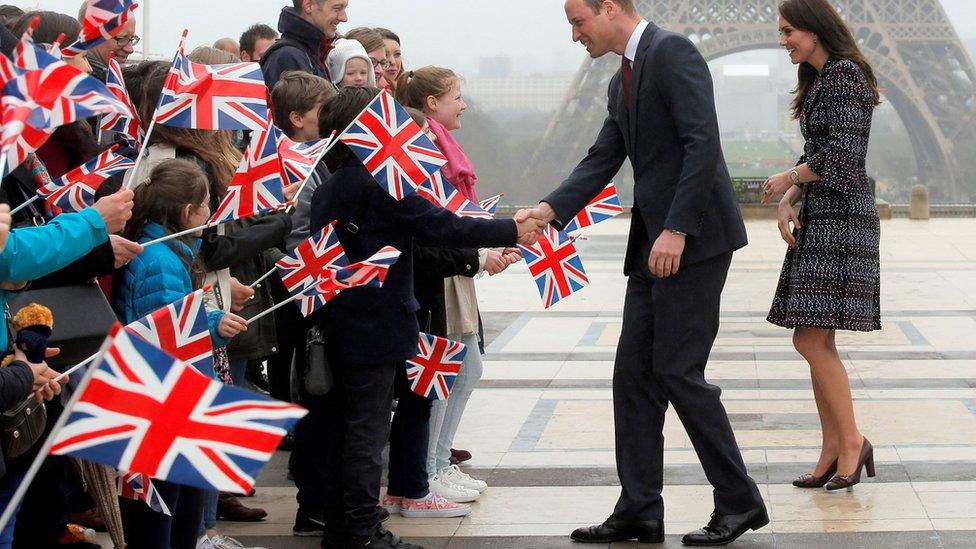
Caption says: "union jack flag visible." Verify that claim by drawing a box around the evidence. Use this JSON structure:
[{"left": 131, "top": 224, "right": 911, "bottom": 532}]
[
  {"left": 338, "top": 90, "right": 446, "bottom": 200},
  {"left": 519, "top": 226, "right": 589, "bottom": 309},
  {"left": 564, "top": 182, "right": 623, "bottom": 233},
  {"left": 297, "top": 246, "right": 402, "bottom": 317},
  {"left": 125, "top": 289, "right": 213, "bottom": 374},
  {"left": 155, "top": 30, "right": 270, "bottom": 132},
  {"left": 117, "top": 472, "right": 171, "bottom": 516},
  {"left": 62, "top": 0, "right": 138, "bottom": 57},
  {"left": 100, "top": 55, "right": 142, "bottom": 148},
  {"left": 209, "top": 128, "right": 286, "bottom": 224},
  {"left": 416, "top": 171, "right": 491, "bottom": 219},
  {"left": 276, "top": 129, "right": 330, "bottom": 186},
  {"left": 0, "top": 25, "right": 133, "bottom": 162},
  {"left": 37, "top": 145, "right": 133, "bottom": 212},
  {"left": 277, "top": 223, "right": 348, "bottom": 296},
  {"left": 479, "top": 194, "right": 504, "bottom": 217},
  {"left": 406, "top": 334, "right": 467, "bottom": 400},
  {"left": 50, "top": 324, "right": 307, "bottom": 494}
]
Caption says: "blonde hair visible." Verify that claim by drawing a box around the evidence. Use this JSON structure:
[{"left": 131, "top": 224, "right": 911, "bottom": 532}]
[
  {"left": 396, "top": 66, "right": 459, "bottom": 113},
  {"left": 188, "top": 45, "right": 240, "bottom": 64}
]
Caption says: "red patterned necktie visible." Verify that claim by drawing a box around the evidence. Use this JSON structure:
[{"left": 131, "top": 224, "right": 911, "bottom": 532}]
[{"left": 621, "top": 56, "right": 633, "bottom": 108}]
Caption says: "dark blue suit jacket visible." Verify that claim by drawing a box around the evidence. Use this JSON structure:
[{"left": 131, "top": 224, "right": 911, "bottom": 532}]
[
  {"left": 310, "top": 163, "right": 517, "bottom": 364},
  {"left": 544, "top": 23, "right": 747, "bottom": 274}
]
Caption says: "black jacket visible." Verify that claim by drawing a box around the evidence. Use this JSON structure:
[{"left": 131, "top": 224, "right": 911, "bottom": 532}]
[
  {"left": 413, "top": 245, "right": 479, "bottom": 337},
  {"left": 261, "top": 7, "right": 332, "bottom": 89},
  {"left": 544, "top": 23, "right": 747, "bottom": 273},
  {"left": 309, "top": 162, "right": 516, "bottom": 364},
  {"left": 0, "top": 361, "right": 32, "bottom": 478}
]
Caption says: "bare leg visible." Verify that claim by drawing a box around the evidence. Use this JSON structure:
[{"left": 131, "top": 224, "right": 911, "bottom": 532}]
[
  {"left": 808, "top": 369, "right": 840, "bottom": 476},
  {"left": 793, "top": 327, "right": 863, "bottom": 475}
]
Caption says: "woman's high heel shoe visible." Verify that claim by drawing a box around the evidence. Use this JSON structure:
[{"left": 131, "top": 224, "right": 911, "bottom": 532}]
[
  {"left": 825, "top": 438, "right": 875, "bottom": 491},
  {"left": 792, "top": 459, "right": 838, "bottom": 488}
]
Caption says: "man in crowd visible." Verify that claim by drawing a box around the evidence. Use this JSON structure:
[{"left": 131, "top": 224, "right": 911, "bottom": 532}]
[
  {"left": 240, "top": 23, "right": 279, "bottom": 63},
  {"left": 261, "top": 0, "right": 348, "bottom": 89},
  {"left": 213, "top": 37, "right": 241, "bottom": 58},
  {"left": 79, "top": 0, "right": 138, "bottom": 81}
]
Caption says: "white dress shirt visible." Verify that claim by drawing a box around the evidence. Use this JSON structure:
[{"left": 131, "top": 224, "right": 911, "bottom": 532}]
[{"left": 624, "top": 19, "right": 649, "bottom": 63}]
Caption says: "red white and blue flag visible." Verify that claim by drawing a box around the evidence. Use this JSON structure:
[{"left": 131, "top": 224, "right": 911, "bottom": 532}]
[
  {"left": 101, "top": 55, "right": 142, "bottom": 148},
  {"left": 416, "top": 171, "right": 491, "bottom": 219},
  {"left": 117, "top": 472, "right": 171, "bottom": 516},
  {"left": 338, "top": 90, "right": 446, "bottom": 200},
  {"left": 276, "top": 129, "right": 329, "bottom": 187},
  {"left": 297, "top": 246, "right": 402, "bottom": 317},
  {"left": 209, "top": 128, "right": 286, "bottom": 224},
  {"left": 62, "top": 0, "right": 138, "bottom": 57},
  {"left": 519, "top": 226, "right": 589, "bottom": 309},
  {"left": 0, "top": 22, "right": 133, "bottom": 167},
  {"left": 125, "top": 289, "right": 214, "bottom": 374},
  {"left": 406, "top": 333, "right": 466, "bottom": 400},
  {"left": 479, "top": 194, "right": 503, "bottom": 217},
  {"left": 155, "top": 30, "right": 269, "bottom": 132},
  {"left": 37, "top": 145, "right": 133, "bottom": 212},
  {"left": 276, "top": 223, "right": 348, "bottom": 296},
  {"left": 564, "top": 182, "right": 623, "bottom": 233},
  {"left": 50, "top": 324, "right": 307, "bottom": 494}
]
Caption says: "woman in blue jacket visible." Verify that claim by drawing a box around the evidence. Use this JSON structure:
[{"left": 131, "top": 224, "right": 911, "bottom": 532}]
[{"left": 113, "top": 159, "right": 247, "bottom": 549}]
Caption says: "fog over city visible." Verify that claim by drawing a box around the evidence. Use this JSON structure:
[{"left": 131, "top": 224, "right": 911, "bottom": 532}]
[{"left": 23, "top": 0, "right": 976, "bottom": 203}]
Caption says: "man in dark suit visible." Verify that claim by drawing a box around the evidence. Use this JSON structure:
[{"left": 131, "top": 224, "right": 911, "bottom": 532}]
[{"left": 518, "top": 0, "right": 767, "bottom": 545}]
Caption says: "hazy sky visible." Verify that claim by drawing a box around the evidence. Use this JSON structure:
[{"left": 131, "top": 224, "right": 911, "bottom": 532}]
[{"left": 22, "top": 0, "right": 976, "bottom": 75}]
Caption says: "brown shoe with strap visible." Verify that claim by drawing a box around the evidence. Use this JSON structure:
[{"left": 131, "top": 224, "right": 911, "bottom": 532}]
[
  {"left": 793, "top": 459, "right": 838, "bottom": 488},
  {"left": 825, "top": 438, "right": 875, "bottom": 491}
]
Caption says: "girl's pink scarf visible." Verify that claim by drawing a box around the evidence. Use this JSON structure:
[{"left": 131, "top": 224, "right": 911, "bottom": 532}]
[{"left": 427, "top": 117, "right": 478, "bottom": 202}]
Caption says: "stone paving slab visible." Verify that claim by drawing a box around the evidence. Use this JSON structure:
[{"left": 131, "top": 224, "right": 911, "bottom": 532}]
[{"left": 215, "top": 219, "right": 976, "bottom": 548}]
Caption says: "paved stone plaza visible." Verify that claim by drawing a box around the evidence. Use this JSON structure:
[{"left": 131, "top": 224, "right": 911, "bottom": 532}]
[{"left": 229, "top": 217, "right": 976, "bottom": 548}]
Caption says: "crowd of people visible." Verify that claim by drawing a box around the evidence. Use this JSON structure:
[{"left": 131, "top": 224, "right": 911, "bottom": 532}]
[{"left": 0, "top": 0, "right": 883, "bottom": 548}]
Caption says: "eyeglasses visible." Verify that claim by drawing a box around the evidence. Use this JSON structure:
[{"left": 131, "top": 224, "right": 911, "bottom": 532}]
[
  {"left": 370, "top": 58, "right": 391, "bottom": 70},
  {"left": 114, "top": 35, "right": 141, "bottom": 46}
]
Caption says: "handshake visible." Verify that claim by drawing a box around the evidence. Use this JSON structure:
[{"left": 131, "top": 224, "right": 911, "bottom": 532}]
[{"left": 513, "top": 202, "right": 557, "bottom": 246}]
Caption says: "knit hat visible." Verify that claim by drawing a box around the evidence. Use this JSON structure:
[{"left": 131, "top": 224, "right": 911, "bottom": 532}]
[{"left": 326, "top": 38, "right": 376, "bottom": 88}]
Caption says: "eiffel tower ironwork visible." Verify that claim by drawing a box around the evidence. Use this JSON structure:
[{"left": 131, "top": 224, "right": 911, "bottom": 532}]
[{"left": 530, "top": 0, "right": 976, "bottom": 200}]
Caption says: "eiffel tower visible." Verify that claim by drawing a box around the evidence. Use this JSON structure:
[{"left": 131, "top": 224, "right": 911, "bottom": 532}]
[{"left": 529, "top": 0, "right": 976, "bottom": 200}]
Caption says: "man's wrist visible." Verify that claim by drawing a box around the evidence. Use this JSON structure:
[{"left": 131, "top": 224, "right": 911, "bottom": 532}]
[{"left": 666, "top": 228, "right": 686, "bottom": 237}]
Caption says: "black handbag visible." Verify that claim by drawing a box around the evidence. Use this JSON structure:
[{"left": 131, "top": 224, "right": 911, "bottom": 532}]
[
  {"left": 303, "top": 325, "right": 333, "bottom": 396},
  {"left": 0, "top": 396, "right": 46, "bottom": 461},
  {"left": 7, "top": 284, "right": 117, "bottom": 370}
]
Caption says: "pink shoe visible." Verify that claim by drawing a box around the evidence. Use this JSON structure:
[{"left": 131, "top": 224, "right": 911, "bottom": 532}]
[
  {"left": 382, "top": 495, "right": 403, "bottom": 514},
  {"left": 400, "top": 492, "right": 471, "bottom": 518}
]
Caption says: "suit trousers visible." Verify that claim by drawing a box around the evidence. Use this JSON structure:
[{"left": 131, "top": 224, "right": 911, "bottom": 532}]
[{"left": 612, "top": 250, "right": 762, "bottom": 521}]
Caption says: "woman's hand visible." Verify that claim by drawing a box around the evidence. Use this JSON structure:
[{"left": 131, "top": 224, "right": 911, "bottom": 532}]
[
  {"left": 111, "top": 234, "right": 144, "bottom": 268},
  {"left": 762, "top": 171, "right": 793, "bottom": 204},
  {"left": 217, "top": 312, "right": 248, "bottom": 339},
  {"left": 14, "top": 347, "right": 64, "bottom": 402},
  {"left": 777, "top": 200, "right": 802, "bottom": 247},
  {"left": 229, "top": 277, "right": 255, "bottom": 313}
]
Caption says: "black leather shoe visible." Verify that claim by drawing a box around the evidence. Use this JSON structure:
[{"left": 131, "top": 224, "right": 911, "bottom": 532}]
[
  {"left": 681, "top": 507, "right": 769, "bottom": 546},
  {"left": 570, "top": 516, "right": 664, "bottom": 543}
]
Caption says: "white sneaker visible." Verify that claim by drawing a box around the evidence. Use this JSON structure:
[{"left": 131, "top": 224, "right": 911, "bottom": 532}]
[
  {"left": 400, "top": 492, "right": 471, "bottom": 518},
  {"left": 209, "top": 535, "right": 265, "bottom": 549},
  {"left": 440, "top": 465, "right": 488, "bottom": 493},
  {"left": 428, "top": 472, "right": 480, "bottom": 503}
]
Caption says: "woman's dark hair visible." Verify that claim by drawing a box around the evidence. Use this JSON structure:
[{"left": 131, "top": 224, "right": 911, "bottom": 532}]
[
  {"left": 374, "top": 27, "right": 399, "bottom": 45},
  {"left": 11, "top": 11, "right": 80, "bottom": 46},
  {"left": 318, "top": 86, "right": 381, "bottom": 170},
  {"left": 124, "top": 159, "right": 210, "bottom": 287},
  {"left": 136, "top": 61, "right": 241, "bottom": 196},
  {"left": 779, "top": 0, "right": 881, "bottom": 119}
]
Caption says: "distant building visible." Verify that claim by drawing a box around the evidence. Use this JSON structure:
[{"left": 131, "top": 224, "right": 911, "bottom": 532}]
[
  {"left": 479, "top": 56, "right": 513, "bottom": 78},
  {"left": 712, "top": 64, "right": 783, "bottom": 138},
  {"left": 464, "top": 74, "right": 574, "bottom": 112}
]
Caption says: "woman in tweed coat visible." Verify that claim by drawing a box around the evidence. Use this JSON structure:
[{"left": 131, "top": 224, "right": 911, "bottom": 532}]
[{"left": 762, "top": 0, "right": 882, "bottom": 492}]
